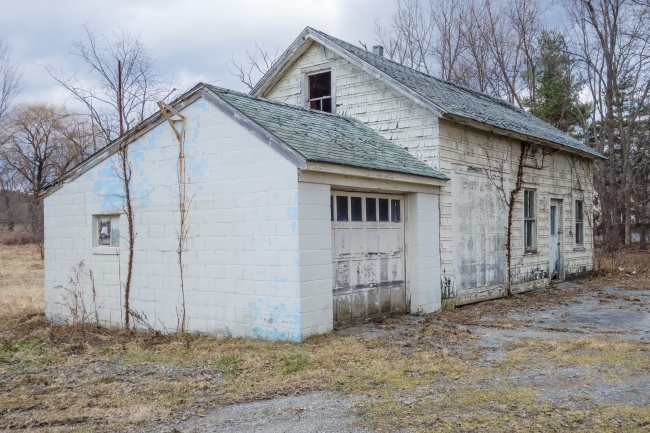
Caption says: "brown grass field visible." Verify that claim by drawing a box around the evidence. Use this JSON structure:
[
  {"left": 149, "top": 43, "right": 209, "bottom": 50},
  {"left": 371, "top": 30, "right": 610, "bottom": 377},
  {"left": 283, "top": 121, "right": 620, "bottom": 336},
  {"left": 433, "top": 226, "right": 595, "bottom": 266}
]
[{"left": 1, "top": 245, "right": 649, "bottom": 432}]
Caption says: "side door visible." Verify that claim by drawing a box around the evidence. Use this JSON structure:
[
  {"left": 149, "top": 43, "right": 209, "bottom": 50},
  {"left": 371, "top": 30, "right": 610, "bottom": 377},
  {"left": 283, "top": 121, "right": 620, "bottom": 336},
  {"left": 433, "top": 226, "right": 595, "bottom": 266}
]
[{"left": 549, "top": 199, "right": 563, "bottom": 280}]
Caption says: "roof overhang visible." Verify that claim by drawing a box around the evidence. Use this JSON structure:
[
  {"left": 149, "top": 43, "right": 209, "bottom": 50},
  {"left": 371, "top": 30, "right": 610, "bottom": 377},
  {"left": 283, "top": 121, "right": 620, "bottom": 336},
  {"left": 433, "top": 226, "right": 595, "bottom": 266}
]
[
  {"left": 442, "top": 114, "right": 606, "bottom": 161},
  {"left": 39, "top": 84, "right": 206, "bottom": 199},
  {"left": 299, "top": 161, "right": 446, "bottom": 194},
  {"left": 253, "top": 27, "right": 605, "bottom": 162}
]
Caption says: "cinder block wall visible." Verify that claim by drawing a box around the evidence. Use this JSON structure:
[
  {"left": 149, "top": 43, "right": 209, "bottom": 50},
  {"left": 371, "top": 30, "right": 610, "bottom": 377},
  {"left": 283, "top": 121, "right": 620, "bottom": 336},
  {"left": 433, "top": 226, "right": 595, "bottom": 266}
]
[
  {"left": 44, "top": 98, "right": 326, "bottom": 341},
  {"left": 407, "top": 192, "right": 441, "bottom": 314}
]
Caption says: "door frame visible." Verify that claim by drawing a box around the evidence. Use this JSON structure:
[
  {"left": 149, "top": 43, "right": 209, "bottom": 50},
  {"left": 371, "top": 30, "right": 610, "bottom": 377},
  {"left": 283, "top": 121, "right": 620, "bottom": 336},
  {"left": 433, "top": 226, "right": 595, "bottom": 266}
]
[
  {"left": 330, "top": 189, "right": 408, "bottom": 325},
  {"left": 549, "top": 198, "right": 565, "bottom": 282}
]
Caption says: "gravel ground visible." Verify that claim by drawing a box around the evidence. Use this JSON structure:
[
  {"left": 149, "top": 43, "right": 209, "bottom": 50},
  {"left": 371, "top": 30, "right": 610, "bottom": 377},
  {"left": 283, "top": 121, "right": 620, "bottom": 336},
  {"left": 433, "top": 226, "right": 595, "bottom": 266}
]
[
  {"left": 138, "top": 392, "right": 375, "bottom": 433},
  {"left": 165, "top": 284, "right": 650, "bottom": 433}
]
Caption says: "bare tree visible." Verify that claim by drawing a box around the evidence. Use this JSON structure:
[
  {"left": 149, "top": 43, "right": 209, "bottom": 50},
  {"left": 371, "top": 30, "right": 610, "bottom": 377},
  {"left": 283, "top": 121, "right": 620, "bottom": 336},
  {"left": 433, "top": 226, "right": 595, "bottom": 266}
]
[
  {"left": 47, "top": 25, "right": 175, "bottom": 144},
  {"left": 0, "top": 40, "right": 22, "bottom": 121},
  {"left": 0, "top": 105, "right": 97, "bottom": 253},
  {"left": 375, "top": 0, "right": 547, "bottom": 108},
  {"left": 564, "top": 0, "right": 650, "bottom": 248},
  {"left": 227, "top": 42, "right": 280, "bottom": 90}
]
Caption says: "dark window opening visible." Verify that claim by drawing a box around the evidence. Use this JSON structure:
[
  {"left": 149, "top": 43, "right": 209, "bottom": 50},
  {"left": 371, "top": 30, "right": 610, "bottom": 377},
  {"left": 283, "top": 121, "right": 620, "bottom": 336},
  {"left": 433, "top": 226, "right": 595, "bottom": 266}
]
[
  {"left": 351, "top": 197, "right": 363, "bottom": 221},
  {"left": 308, "top": 71, "right": 332, "bottom": 113},
  {"left": 575, "top": 200, "right": 584, "bottom": 246},
  {"left": 366, "top": 198, "right": 376, "bottom": 221},
  {"left": 336, "top": 196, "right": 348, "bottom": 221},
  {"left": 391, "top": 200, "right": 401, "bottom": 222},
  {"left": 378, "top": 198, "right": 389, "bottom": 222},
  {"left": 330, "top": 196, "right": 334, "bottom": 221},
  {"left": 550, "top": 205, "right": 556, "bottom": 235}
]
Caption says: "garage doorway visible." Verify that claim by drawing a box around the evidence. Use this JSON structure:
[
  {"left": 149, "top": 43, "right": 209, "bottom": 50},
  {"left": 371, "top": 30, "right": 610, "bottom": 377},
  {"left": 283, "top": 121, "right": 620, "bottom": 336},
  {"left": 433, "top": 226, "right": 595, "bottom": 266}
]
[{"left": 330, "top": 191, "right": 406, "bottom": 326}]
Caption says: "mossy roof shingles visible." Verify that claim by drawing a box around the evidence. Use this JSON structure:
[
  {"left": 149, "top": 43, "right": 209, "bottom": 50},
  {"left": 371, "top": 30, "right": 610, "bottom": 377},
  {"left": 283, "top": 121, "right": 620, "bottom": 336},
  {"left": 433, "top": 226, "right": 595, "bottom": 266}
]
[
  {"left": 207, "top": 85, "right": 449, "bottom": 180},
  {"left": 302, "top": 28, "right": 604, "bottom": 160}
]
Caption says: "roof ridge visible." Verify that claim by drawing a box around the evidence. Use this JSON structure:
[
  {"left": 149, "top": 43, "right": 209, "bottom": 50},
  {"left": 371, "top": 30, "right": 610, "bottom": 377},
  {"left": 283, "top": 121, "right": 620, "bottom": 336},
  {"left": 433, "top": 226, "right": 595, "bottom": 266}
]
[{"left": 307, "top": 28, "right": 529, "bottom": 115}]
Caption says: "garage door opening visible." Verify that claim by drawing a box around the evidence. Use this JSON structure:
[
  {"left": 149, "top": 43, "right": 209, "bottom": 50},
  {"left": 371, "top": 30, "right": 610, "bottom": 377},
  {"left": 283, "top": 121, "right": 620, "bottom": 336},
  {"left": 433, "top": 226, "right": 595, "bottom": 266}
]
[{"left": 330, "top": 191, "right": 406, "bottom": 326}]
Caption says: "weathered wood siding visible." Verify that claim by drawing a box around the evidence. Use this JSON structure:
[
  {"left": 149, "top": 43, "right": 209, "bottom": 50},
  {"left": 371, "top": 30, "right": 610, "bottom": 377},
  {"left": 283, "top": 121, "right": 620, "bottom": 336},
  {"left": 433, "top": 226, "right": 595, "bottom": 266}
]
[
  {"left": 262, "top": 41, "right": 595, "bottom": 306},
  {"left": 263, "top": 42, "right": 441, "bottom": 170},
  {"left": 438, "top": 119, "right": 594, "bottom": 305}
]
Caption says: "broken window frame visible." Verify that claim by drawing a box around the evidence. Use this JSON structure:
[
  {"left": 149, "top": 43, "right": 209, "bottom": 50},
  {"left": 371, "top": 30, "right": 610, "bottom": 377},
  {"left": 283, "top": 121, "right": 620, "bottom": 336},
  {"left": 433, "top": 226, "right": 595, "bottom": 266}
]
[
  {"left": 575, "top": 200, "right": 584, "bottom": 247},
  {"left": 95, "top": 215, "right": 120, "bottom": 247},
  {"left": 330, "top": 192, "right": 402, "bottom": 224},
  {"left": 523, "top": 189, "right": 537, "bottom": 253},
  {"left": 301, "top": 65, "right": 336, "bottom": 114}
]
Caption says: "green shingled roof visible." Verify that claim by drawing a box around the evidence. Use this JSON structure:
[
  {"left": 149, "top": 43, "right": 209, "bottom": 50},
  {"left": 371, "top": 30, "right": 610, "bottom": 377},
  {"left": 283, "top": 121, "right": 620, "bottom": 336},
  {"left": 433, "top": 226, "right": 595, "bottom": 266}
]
[
  {"left": 270, "top": 28, "right": 604, "bottom": 160},
  {"left": 206, "top": 85, "right": 449, "bottom": 180}
]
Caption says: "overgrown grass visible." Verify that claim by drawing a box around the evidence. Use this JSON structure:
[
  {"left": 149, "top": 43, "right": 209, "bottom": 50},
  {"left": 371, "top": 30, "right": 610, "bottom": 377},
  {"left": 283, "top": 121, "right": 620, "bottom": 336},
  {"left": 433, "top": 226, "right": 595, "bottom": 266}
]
[{"left": 2, "top": 245, "right": 650, "bottom": 432}]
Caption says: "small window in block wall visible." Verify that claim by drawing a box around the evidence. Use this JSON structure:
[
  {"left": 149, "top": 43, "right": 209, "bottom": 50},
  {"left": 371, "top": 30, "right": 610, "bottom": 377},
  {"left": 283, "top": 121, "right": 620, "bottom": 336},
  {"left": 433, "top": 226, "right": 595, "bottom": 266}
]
[{"left": 97, "top": 216, "right": 120, "bottom": 246}]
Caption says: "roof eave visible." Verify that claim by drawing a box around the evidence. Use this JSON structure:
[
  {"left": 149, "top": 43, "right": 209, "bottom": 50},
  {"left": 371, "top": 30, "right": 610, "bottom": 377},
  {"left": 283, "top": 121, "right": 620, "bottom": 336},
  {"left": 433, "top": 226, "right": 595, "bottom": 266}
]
[
  {"left": 39, "top": 84, "right": 206, "bottom": 199},
  {"left": 443, "top": 113, "right": 606, "bottom": 161}
]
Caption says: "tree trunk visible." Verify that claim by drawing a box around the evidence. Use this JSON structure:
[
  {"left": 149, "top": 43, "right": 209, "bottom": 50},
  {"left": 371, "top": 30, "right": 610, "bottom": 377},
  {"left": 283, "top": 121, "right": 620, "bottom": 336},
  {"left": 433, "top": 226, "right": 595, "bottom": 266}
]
[{"left": 640, "top": 224, "right": 647, "bottom": 250}]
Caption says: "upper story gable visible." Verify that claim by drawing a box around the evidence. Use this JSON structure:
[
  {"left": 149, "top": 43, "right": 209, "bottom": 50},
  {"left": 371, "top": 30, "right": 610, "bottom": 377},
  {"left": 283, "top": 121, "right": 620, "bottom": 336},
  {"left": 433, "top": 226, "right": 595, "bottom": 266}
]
[
  {"left": 253, "top": 27, "right": 605, "bottom": 163},
  {"left": 256, "top": 38, "right": 443, "bottom": 170}
]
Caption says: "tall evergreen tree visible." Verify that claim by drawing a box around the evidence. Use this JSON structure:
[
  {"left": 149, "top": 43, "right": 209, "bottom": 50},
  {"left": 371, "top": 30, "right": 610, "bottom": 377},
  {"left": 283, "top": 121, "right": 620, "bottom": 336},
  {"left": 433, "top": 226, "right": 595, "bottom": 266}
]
[{"left": 527, "top": 31, "right": 588, "bottom": 134}]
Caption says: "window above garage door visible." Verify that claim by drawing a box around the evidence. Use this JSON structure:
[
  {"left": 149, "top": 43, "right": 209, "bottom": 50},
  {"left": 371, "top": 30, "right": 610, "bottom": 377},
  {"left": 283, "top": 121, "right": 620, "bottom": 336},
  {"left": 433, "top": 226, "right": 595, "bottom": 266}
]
[{"left": 330, "top": 191, "right": 402, "bottom": 223}]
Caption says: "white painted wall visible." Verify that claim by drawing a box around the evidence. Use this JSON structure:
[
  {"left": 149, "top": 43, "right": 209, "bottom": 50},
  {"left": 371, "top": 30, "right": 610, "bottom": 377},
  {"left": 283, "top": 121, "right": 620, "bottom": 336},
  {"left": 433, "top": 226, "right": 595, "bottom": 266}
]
[
  {"left": 44, "top": 97, "right": 327, "bottom": 341},
  {"left": 261, "top": 41, "right": 596, "bottom": 306},
  {"left": 407, "top": 192, "right": 441, "bottom": 314}
]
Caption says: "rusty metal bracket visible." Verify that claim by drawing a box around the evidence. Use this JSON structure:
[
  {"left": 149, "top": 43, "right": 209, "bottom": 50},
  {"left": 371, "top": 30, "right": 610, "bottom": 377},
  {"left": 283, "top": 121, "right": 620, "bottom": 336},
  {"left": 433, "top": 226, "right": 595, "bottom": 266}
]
[{"left": 157, "top": 101, "right": 186, "bottom": 144}]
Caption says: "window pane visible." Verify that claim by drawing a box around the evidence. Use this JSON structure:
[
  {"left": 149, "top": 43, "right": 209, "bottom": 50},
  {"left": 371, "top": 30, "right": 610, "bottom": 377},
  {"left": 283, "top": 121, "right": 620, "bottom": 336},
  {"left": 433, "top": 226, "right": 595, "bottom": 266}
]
[
  {"left": 98, "top": 218, "right": 111, "bottom": 245},
  {"left": 330, "top": 196, "right": 334, "bottom": 221},
  {"left": 391, "top": 199, "right": 401, "bottom": 222},
  {"left": 336, "top": 196, "right": 348, "bottom": 221},
  {"left": 366, "top": 197, "right": 376, "bottom": 221},
  {"left": 321, "top": 97, "right": 332, "bottom": 113},
  {"left": 309, "top": 71, "right": 331, "bottom": 99},
  {"left": 550, "top": 206, "right": 556, "bottom": 235},
  {"left": 351, "top": 197, "right": 362, "bottom": 221},
  {"left": 524, "top": 191, "right": 530, "bottom": 218},
  {"left": 378, "top": 198, "right": 389, "bottom": 222},
  {"left": 530, "top": 192, "right": 534, "bottom": 217},
  {"left": 111, "top": 217, "right": 120, "bottom": 245},
  {"left": 525, "top": 220, "right": 532, "bottom": 248}
]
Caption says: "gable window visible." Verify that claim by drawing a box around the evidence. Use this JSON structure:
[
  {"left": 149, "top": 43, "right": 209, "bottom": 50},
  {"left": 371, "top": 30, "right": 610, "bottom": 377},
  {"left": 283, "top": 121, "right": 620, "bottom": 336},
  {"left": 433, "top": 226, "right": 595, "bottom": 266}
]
[
  {"left": 308, "top": 71, "right": 332, "bottom": 112},
  {"left": 96, "top": 215, "right": 120, "bottom": 246},
  {"left": 524, "top": 190, "right": 536, "bottom": 252},
  {"left": 575, "top": 200, "right": 584, "bottom": 247}
]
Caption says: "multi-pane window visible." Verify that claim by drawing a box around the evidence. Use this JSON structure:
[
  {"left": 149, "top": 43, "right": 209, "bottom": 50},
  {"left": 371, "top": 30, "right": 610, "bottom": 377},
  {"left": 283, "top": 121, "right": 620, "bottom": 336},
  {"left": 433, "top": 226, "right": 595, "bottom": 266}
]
[
  {"left": 524, "top": 190, "right": 536, "bottom": 252},
  {"left": 97, "top": 215, "right": 120, "bottom": 246},
  {"left": 307, "top": 71, "right": 332, "bottom": 112},
  {"left": 331, "top": 193, "right": 401, "bottom": 223},
  {"left": 575, "top": 200, "right": 584, "bottom": 247}
]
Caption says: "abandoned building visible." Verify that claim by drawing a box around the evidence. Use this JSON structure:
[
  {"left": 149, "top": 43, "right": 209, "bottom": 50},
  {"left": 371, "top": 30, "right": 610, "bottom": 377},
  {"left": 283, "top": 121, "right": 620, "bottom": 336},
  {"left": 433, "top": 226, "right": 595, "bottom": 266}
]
[{"left": 41, "top": 27, "right": 604, "bottom": 341}]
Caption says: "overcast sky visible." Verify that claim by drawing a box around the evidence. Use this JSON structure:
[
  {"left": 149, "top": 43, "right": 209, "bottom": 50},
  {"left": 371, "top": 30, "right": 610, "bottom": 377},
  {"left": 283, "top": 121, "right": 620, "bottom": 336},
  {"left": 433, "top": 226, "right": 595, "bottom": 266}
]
[{"left": 0, "top": 0, "right": 396, "bottom": 108}]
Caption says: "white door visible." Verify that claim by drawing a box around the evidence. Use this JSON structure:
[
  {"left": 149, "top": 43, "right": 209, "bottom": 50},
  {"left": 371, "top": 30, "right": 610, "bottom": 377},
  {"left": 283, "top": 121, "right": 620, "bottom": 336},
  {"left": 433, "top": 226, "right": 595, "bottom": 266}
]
[
  {"left": 331, "top": 191, "right": 406, "bottom": 326},
  {"left": 549, "top": 199, "right": 563, "bottom": 280}
]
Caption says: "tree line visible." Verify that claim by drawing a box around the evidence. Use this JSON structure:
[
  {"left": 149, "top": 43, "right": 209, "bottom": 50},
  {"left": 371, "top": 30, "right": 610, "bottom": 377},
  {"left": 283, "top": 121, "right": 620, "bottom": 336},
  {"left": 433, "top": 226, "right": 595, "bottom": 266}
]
[
  {"left": 376, "top": 0, "right": 650, "bottom": 250},
  {"left": 1, "top": 1, "right": 649, "bottom": 255},
  {"left": 0, "top": 27, "right": 175, "bottom": 255}
]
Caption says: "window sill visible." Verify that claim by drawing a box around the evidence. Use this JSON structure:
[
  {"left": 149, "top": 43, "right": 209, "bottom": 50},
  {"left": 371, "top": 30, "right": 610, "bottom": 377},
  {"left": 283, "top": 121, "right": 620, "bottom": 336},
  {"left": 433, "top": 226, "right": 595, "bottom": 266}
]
[
  {"left": 573, "top": 246, "right": 586, "bottom": 251},
  {"left": 524, "top": 250, "right": 538, "bottom": 256},
  {"left": 92, "top": 247, "right": 120, "bottom": 255}
]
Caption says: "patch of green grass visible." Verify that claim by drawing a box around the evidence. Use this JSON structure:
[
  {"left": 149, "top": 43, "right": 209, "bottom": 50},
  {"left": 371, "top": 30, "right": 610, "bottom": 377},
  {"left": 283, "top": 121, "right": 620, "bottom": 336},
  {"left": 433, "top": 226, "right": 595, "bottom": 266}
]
[
  {"left": 273, "top": 352, "right": 314, "bottom": 374},
  {"left": 215, "top": 354, "right": 243, "bottom": 376},
  {"left": 0, "top": 336, "right": 58, "bottom": 366}
]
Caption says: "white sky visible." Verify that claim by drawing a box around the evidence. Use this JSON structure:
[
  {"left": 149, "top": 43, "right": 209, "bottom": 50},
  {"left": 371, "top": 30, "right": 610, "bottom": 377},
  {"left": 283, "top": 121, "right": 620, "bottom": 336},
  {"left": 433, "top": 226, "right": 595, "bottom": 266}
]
[{"left": 0, "top": 0, "right": 395, "bottom": 107}]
